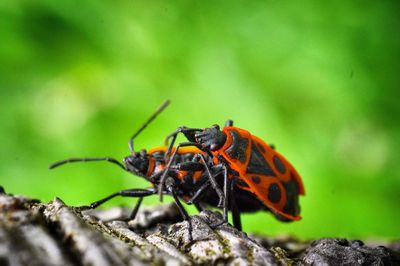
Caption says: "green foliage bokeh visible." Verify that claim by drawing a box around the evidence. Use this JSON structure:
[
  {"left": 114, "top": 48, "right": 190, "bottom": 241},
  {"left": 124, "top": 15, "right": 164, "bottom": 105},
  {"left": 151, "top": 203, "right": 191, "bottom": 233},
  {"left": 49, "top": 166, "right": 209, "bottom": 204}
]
[{"left": 1, "top": 1, "right": 399, "bottom": 239}]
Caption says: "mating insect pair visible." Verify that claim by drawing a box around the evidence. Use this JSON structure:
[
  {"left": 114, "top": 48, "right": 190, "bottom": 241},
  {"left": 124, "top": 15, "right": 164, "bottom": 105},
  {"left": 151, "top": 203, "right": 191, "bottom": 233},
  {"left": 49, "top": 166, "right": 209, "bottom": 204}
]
[{"left": 49, "top": 100, "right": 305, "bottom": 231}]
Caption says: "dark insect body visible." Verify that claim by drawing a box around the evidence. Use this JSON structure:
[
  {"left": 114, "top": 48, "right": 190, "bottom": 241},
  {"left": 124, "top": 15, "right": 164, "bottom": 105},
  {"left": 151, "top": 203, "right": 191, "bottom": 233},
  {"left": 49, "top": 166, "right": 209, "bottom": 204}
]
[
  {"left": 162, "top": 120, "right": 305, "bottom": 229},
  {"left": 49, "top": 100, "right": 225, "bottom": 232}
]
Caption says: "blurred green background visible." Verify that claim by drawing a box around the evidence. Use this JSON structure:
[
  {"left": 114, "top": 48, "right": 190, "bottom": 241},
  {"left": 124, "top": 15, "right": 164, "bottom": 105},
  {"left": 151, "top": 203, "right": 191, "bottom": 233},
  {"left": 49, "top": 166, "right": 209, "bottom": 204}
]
[{"left": 1, "top": 1, "right": 399, "bottom": 239}]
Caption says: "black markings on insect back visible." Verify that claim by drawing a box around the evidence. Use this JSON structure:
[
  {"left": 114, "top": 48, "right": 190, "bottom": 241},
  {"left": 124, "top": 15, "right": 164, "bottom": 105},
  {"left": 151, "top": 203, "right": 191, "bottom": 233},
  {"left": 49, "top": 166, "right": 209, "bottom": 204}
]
[
  {"left": 273, "top": 155, "right": 286, "bottom": 174},
  {"left": 236, "top": 179, "right": 250, "bottom": 188},
  {"left": 246, "top": 143, "right": 276, "bottom": 176},
  {"left": 282, "top": 174, "right": 300, "bottom": 216},
  {"left": 252, "top": 176, "right": 261, "bottom": 184},
  {"left": 226, "top": 130, "right": 249, "bottom": 163},
  {"left": 268, "top": 183, "right": 281, "bottom": 203},
  {"left": 257, "top": 143, "right": 266, "bottom": 153}
]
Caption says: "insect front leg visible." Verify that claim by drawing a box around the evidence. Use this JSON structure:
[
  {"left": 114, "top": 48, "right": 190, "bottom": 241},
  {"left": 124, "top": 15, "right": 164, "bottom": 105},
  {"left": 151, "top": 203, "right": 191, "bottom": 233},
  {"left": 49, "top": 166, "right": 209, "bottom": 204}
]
[
  {"left": 78, "top": 188, "right": 157, "bottom": 212},
  {"left": 164, "top": 126, "right": 203, "bottom": 160}
]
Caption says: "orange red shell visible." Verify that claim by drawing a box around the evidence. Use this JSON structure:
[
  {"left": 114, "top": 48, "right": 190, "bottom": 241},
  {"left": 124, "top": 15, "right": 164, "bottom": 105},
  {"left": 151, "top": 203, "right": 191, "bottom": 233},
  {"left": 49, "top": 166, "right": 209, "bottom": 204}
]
[
  {"left": 148, "top": 146, "right": 203, "bottom": 156},
  {"left": 213, "top": 127, "right": 305, "bottom": 221},
  {"left": 147, "top": 146, "right": 205, "bottom": 181}
]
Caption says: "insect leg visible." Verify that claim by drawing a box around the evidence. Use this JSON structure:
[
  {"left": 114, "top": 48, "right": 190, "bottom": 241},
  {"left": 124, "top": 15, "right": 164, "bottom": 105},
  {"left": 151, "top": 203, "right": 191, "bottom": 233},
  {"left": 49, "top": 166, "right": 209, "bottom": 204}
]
[
  {"left": 208, "top": 164, "right": 230, "bottom": 229},
  {"left": 129, "top": 197, "right": 144, "bottom": 220},
  {"left": 166, "top": 183, "right": 190, "bottom": 220},
  {"left": 223, "top": 164, "right": 230, "bottom": 223},
  {"left": 186, "top": 181, "right": 211, "bottom": 204},
  {"left": 158, "top": 142, "right": 205, "bottom": 201},
  {"left": 230, "top": 179, "right": 242, "bottom": 231},
  {"left": 49, "top": 157, "right": 126, "bottom": 171},
  {"left": 164, "top": 133, "right": 177, "bottom": 161},
  {"left": 165, "top": 177, "right": 193, "bottom": 241},
  {"left": 164, "top": 127, "right": 202, "bottom": 160},
  {"left": 165, "top": 127, "right": 203, "bottom": 145},
  {"left": 81, "top": 188, "right": 157, "bottom": 210},
  {"left": 176, "top": 153, "right": 224, "bottom": 208},
  {"left": 196, "top": 153, "right": 224, "bottom": 207}
]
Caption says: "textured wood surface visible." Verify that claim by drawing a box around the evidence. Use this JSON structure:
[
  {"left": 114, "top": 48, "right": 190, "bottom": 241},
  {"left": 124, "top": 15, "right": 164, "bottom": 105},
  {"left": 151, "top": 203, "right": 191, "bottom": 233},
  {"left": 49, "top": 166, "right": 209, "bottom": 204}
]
[{"left": 0, "top": 190, "right": 399, "bottom": 266}]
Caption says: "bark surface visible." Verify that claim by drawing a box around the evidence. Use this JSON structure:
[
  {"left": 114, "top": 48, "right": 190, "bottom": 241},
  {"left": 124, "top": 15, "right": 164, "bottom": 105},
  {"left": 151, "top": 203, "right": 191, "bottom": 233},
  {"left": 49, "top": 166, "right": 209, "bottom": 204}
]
[{"left": 0, "top": 190, "right": 399, "bottom": 266}]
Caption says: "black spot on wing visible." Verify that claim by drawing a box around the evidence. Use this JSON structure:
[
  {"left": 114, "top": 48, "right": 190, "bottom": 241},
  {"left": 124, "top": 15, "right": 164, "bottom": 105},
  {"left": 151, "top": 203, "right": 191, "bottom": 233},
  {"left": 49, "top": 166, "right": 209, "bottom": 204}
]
[
  {"left": 273, "top": 155, "right": 286, "bottom": 174},
  {"left": 226, "top": 130, "right": 249, "bottom": 163},
  {"left": 246, "top": 143, "right": 276, "bottom": 176},
  {"left": 268, "top": 183, "right": 281, "bottom": 203},
  {"left": 282, "top": 174, "right": 300, "bottom": 216},
  {"left": 251, "top": 176, "right": 261, "bottom": 184}
]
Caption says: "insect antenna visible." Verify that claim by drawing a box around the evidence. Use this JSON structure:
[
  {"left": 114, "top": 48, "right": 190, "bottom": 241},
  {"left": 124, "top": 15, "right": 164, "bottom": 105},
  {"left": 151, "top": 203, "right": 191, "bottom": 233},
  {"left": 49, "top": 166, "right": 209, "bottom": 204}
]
[
  {"left": 49, "top": 157, "right": 126, "bottom": 170},
  {"left": 128, "top": 99, "right": 170, "bottom": 153},
  {"left": 49, "top": 100, "right": 170, "bottom": 171}
]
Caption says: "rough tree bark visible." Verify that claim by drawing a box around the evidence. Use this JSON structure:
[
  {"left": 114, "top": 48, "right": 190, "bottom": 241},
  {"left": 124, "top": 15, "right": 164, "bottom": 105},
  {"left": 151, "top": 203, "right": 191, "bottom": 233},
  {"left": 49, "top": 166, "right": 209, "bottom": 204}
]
[{"left": 0, "top": 189, "right": 399, "bottom": 266}]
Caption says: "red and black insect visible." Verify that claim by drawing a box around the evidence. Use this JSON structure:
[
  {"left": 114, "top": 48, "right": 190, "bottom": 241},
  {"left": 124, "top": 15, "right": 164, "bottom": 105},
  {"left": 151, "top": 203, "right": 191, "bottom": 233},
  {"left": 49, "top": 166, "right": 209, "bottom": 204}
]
[
  {"left": 161, "top": 120, "right": 305, "bottom": 230},
  {"left": 49, "top": 100, "right": 225, "bottom": 227}
]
